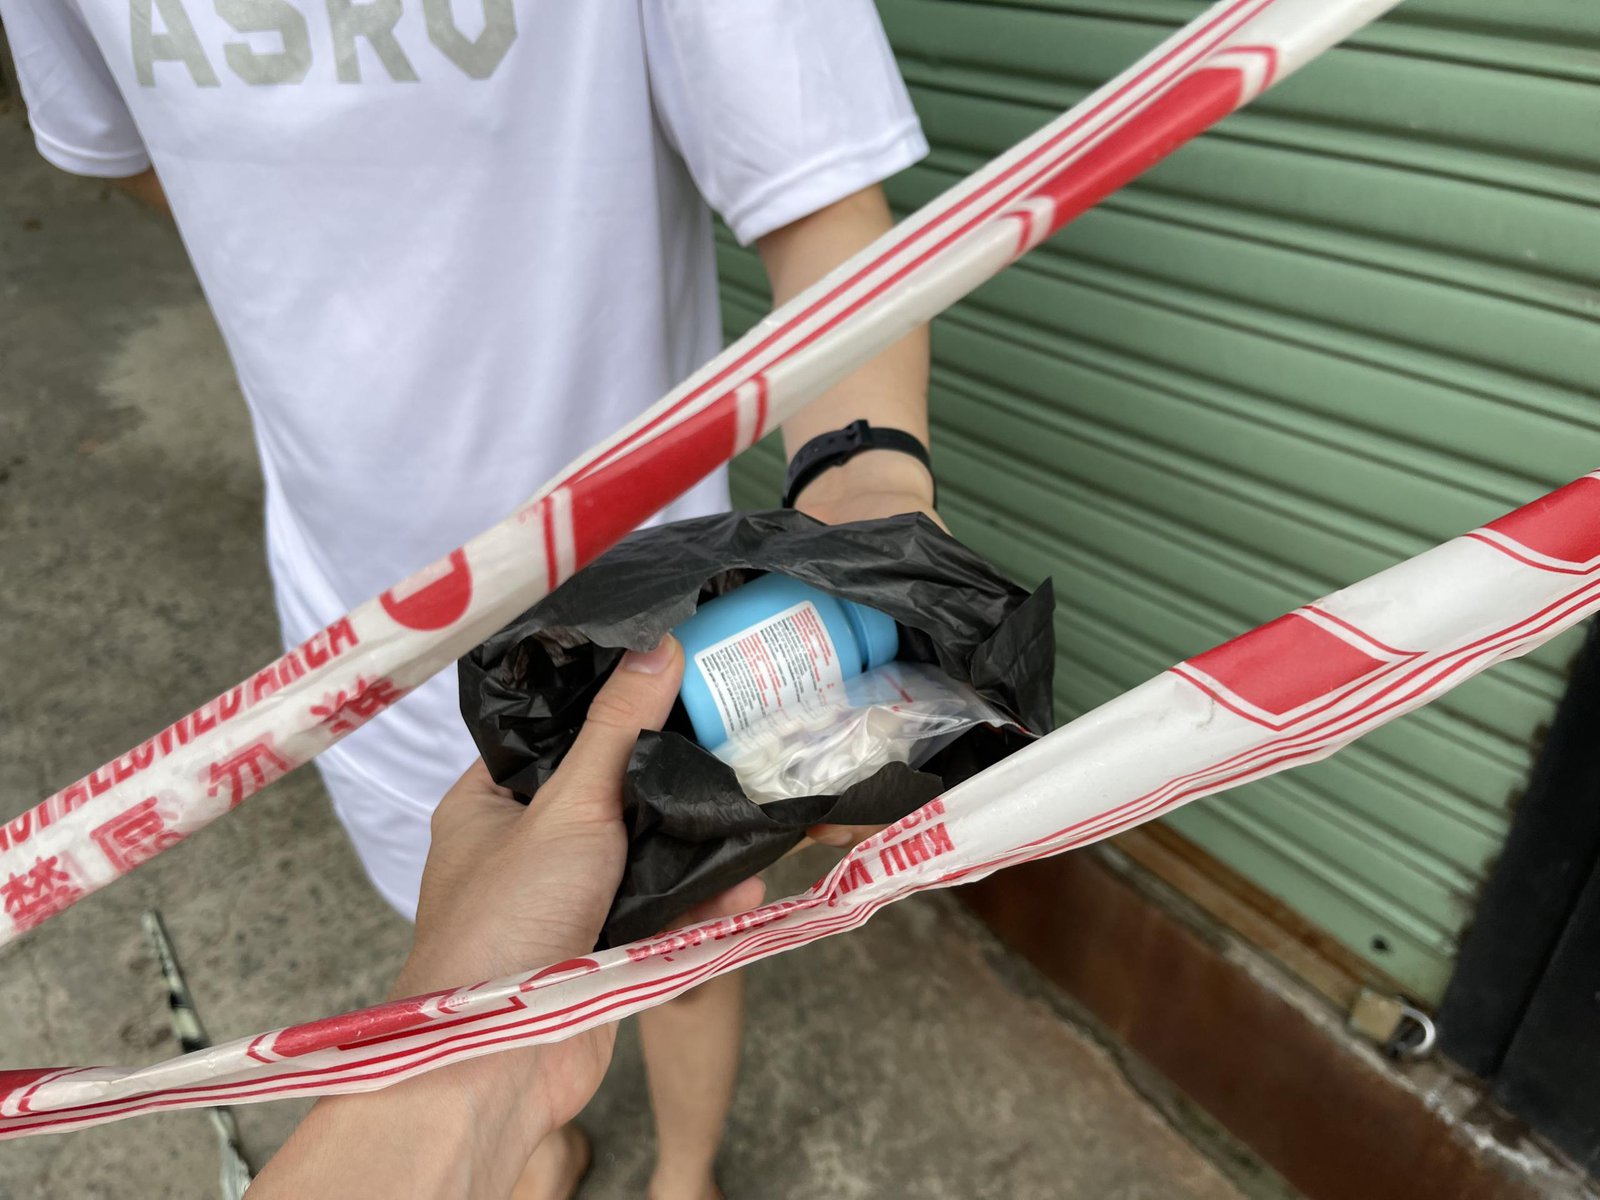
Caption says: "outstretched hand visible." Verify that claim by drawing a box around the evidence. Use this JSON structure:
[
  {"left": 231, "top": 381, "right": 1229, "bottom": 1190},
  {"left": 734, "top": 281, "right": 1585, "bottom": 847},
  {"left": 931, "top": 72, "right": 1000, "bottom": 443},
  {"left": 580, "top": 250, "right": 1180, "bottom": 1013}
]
[{"left": 251, "top": 637, "right": 763, "bottom": 1199}]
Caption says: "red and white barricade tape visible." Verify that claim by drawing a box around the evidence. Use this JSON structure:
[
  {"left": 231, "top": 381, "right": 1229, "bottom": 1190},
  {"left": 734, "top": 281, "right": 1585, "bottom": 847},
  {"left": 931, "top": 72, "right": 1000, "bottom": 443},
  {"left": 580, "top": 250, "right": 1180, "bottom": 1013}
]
[
  {"left": 3, "top": 473, "right": 1596, "bottom": 1138},
  {"left": 0, "top": 0, "right": 1403, "bottom": 944},
  {"left": 1, "top": 0, "right": 1594, "bottom": 1134}
]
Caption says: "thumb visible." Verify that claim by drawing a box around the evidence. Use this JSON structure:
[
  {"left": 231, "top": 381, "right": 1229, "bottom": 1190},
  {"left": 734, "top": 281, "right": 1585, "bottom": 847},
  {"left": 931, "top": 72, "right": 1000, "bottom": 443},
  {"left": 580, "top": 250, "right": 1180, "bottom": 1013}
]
[{"left": 559, "top": 636, "right": 685, "bottom": 792}]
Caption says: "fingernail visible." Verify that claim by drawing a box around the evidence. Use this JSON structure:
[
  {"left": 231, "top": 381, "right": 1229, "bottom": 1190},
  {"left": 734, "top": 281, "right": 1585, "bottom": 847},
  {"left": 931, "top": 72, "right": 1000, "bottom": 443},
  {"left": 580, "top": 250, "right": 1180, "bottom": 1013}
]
[{"left": 620, "top": 636, "right": 678, "bottom": 674}]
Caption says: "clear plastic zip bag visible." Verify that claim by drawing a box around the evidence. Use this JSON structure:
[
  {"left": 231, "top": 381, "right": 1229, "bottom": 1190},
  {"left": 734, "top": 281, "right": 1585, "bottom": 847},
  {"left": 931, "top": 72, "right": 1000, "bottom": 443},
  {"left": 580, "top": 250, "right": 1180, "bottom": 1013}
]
[{"left": 713, "top": 662, "right": 1010, "bottom": 805}]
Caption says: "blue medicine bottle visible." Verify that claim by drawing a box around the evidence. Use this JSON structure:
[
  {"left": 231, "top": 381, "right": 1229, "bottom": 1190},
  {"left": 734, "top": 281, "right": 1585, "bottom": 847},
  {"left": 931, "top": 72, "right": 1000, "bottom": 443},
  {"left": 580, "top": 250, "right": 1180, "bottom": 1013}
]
[{"left": 673, "top": 573, "right": 899, "bottom": 749}]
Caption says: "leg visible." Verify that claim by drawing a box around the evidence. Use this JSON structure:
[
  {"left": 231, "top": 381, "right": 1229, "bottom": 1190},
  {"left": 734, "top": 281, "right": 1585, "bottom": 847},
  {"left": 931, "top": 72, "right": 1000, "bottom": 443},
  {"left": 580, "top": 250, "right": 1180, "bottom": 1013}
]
[
  {"left": 639, "top": 973, "right": 745, "bottom": 1200},
  {"left": 511, "top": 1125, "right": 592, "bottom": 1200}
]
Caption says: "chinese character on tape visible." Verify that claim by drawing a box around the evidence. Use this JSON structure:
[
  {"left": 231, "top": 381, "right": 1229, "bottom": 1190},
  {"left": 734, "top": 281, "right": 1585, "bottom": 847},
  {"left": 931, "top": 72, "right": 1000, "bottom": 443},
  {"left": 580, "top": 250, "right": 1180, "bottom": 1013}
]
[
  {"left": 206, "top": 740, "right": 292, "bottom": 809},
  {"left": 1, "top": 856, "right": 85, "bottom": 933},
  {"left": 91, "top": 798, "right": 186, "bottom": 874},
  {"left": 309, "top": 677, "right": 408, "bottom": 737}
]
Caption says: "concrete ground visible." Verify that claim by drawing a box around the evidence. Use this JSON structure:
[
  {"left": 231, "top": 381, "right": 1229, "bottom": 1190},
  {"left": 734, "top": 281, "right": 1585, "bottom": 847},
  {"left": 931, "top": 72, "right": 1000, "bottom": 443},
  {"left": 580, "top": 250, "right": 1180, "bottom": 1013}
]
[{"left": 0, "top": 106, "right": 1267, "bottom": 1199}]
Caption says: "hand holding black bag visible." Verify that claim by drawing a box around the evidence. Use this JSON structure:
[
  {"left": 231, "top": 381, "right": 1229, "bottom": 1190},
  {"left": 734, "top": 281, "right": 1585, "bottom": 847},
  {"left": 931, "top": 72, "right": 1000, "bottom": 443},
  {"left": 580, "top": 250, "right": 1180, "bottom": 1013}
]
[{"left": 459, "top": 510, "right": 1054, "bottom": 947}]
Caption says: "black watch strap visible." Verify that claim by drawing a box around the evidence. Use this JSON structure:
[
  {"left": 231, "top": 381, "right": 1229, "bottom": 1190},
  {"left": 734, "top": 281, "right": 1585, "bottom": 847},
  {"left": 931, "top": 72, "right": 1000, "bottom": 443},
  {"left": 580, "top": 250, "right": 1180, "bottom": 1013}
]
[{"left": 781, "top": 420, "right": 935, "bottom": 509}]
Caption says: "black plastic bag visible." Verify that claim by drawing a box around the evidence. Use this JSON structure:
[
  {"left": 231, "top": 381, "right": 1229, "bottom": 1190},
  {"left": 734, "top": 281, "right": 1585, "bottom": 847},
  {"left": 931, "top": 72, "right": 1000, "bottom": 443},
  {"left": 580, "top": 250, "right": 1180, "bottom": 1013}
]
[{"left": 460, "top": 510, "right": 1054, "bottom": 947}]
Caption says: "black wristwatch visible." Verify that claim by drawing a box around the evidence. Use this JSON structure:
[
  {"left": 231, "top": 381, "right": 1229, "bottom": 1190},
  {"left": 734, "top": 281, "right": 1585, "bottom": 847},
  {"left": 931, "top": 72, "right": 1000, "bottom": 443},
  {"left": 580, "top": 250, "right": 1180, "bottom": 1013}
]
[{"left": 781, "top": 420, "right": 936, "bottom": 509}]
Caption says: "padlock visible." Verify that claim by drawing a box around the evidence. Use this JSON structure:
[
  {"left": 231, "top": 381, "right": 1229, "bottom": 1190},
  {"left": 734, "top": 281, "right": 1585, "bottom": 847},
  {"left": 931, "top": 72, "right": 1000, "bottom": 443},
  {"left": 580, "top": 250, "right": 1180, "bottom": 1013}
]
[{"left": 1347, "top": 988, "right": 1437, "bottom": 1060}]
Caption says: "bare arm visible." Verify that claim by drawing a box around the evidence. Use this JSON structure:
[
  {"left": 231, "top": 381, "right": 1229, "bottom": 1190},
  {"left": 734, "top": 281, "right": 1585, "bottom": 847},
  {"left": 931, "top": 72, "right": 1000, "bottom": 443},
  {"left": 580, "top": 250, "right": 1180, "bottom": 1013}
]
[
  {"left": 756, "top": 183, "right": 936, "bottom": 524},
  {"left": 759, "top": 184, "right": 945, "bottom": 854}
]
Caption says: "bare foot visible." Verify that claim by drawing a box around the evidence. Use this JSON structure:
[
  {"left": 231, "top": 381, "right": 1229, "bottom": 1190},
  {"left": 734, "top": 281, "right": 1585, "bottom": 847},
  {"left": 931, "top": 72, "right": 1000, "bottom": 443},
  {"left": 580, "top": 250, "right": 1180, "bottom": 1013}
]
[{"left": 511, "top": 1125, "right": 592, "bottom": 1200}]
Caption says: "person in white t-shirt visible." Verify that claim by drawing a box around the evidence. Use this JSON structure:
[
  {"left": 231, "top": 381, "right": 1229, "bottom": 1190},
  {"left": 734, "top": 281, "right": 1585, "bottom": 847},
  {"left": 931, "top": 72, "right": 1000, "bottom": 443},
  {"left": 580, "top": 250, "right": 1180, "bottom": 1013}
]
[{"left": 3, "top": 2, "right": 939, "bottom": 1196}]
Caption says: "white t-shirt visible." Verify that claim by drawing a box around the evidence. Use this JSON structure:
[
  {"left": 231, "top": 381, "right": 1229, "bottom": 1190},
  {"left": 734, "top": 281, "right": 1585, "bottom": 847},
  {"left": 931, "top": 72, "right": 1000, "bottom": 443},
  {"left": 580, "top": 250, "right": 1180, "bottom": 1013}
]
[{"left": 5, "top": 0, "right": 926, "bottom": 915}]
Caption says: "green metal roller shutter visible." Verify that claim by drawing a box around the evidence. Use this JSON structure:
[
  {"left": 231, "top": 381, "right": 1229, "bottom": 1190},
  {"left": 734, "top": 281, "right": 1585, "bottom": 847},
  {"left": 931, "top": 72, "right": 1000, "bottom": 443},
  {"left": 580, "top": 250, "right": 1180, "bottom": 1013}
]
[{"left": 723, "top": 0, "right": 1600, "bottom": 1003}]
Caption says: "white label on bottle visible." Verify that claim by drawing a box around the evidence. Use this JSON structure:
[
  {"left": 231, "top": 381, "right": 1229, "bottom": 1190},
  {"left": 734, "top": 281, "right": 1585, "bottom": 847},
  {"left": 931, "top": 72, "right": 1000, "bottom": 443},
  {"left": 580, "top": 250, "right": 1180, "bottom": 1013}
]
[{"left": 693, "top": 600, "right": 845, "bottom": 739}]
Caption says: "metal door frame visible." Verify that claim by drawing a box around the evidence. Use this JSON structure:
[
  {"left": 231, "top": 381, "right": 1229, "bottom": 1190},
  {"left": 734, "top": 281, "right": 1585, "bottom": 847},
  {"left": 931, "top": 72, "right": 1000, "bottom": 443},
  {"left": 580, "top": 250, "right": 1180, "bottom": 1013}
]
[{"left": 1439, "top": 618, "right": 1600, "bottom": 1168}]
